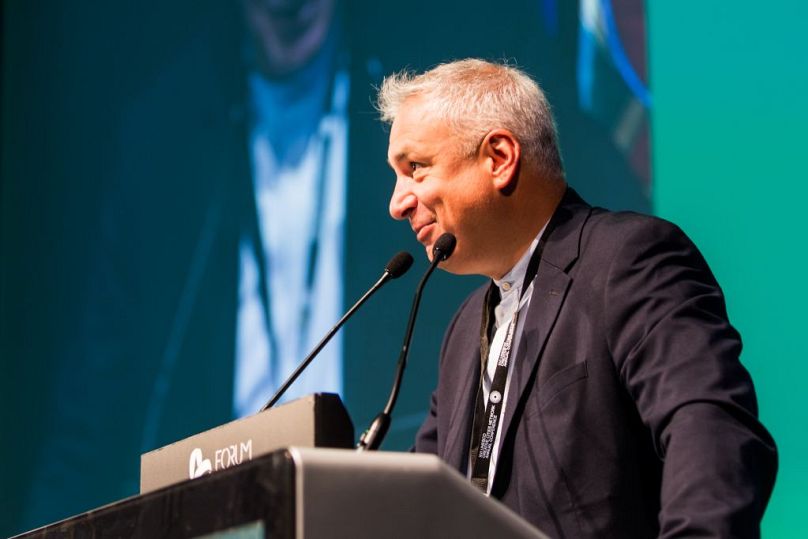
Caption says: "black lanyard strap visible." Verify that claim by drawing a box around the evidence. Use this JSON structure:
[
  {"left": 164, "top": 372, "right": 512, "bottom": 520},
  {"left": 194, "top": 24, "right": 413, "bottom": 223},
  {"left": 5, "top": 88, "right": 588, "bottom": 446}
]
[{"left": 467, "top": 225, "right": 552, "bottom": 493}]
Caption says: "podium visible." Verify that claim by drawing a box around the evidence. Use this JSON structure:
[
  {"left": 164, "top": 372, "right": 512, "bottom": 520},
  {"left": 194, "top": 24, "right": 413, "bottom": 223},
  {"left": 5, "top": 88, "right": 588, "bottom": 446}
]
[
  {"left": 16, "top": 447, "right": 547, "bottom": 538},
  {"left": 140, "top": 393, "right": 354, "bottom": 493},
  {"left": 15, "top": 394, "right": 547, "bottom": 538}
]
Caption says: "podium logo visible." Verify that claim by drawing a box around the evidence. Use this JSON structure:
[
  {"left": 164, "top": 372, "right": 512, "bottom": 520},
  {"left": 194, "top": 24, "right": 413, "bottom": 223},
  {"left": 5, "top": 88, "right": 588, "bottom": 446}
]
[
  {"left": 189, "top": 448, "right": 213, "bottom": 479},
  {"left": 214, "top": 439, "right": 253, "bottom": 471},
  {"left": 187, "top": 440, "right": 253, "bottom": 480}
]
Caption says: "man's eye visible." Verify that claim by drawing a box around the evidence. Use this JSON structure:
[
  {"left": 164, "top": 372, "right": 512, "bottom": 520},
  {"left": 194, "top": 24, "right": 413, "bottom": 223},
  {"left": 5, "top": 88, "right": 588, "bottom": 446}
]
[{"left": 410, "top": 162, "right": 424, "bottom": 172}]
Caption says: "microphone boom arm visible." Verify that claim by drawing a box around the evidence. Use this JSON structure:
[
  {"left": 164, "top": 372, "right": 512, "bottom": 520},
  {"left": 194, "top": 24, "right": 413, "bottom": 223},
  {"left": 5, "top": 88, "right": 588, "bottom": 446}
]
[
  {"left": 357, "top": 234, "right": 456, "bottom": 450},
  {"left": 259, "top": 251, "right": 413, "bottom": 412}
]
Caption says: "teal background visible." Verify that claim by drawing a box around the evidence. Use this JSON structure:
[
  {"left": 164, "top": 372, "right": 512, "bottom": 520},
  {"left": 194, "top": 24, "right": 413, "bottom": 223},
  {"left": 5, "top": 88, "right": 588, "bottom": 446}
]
[{"left": 648, "top": 2, "right": 807, "bottom": 536}]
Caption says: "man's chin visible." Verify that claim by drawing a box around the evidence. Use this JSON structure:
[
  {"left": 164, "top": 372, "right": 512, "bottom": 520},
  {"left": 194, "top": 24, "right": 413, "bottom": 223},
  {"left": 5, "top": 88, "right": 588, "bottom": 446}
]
[
  {"left": 424, "top": 245, "right": 468, "bottom": 275},
  {"left": 424, "top": 243, "right": 435, "bottom": 262}
]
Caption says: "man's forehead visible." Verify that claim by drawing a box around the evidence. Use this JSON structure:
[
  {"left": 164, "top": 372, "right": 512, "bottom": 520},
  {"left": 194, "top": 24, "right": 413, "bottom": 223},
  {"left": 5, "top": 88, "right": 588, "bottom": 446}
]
[
  {"left": 389, "top": 96, "right": 435, "bottom": 137},
  {"left": 387, "top": 100, "right": 443, "bottom": 161},
  {"left": 387, "top": 131, "right": 430, "bottom": 167}
]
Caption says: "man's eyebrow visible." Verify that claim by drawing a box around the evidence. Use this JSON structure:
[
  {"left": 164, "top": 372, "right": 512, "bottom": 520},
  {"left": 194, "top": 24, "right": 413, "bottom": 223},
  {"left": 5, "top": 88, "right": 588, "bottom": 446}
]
[{"left": 387, "top": 151, "right": 408, "bottom": 169}]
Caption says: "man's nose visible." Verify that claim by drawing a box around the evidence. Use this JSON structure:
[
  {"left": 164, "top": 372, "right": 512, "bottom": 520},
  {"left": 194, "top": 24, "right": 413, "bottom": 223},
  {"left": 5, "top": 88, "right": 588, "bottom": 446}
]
[{"left": 389, "top": 178, "right": 417, "bottom": 220}]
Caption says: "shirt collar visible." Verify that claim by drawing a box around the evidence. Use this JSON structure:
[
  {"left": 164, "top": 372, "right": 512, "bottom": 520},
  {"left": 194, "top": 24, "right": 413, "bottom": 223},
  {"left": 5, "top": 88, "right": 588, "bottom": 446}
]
[{"left": 493, "top": 223, "right": 548, "bottom": 300}]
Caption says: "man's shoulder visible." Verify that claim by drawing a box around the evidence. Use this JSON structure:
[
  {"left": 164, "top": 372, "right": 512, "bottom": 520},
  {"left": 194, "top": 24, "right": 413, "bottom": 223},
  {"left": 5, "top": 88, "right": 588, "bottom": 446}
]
[
  {"left": 547, "top": 191, "right": 709, "bottom": 287},
  {"left": 587, "top": 206, "right": 684, "bottom": 237},
  {"left": 574, "top": 204, "right": 719, "bottom": 299},
  {"left": 581, "top": 206, "right": 695, "bottom": 255},
  {"left": 552, "top": 188, "right": 694, "bottom": 265}
]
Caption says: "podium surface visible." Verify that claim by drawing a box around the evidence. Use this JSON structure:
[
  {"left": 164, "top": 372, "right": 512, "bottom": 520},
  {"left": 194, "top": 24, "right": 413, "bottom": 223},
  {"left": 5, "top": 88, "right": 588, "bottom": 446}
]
[{"left": 16, "top": 448, "right": 547, "bottom": 539}]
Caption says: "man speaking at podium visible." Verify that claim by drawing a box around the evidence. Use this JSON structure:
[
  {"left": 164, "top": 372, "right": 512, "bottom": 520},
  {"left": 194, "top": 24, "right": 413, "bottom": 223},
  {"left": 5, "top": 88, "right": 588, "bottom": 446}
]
[{"left": 380, "top": 59, "right": 777, "bottom": 538}]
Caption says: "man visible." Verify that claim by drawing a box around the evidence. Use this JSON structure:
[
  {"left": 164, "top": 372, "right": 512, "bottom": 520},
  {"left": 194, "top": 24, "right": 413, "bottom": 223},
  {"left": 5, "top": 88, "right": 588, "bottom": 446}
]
[{"left": 380, "top": 59, "right": 777, "bottom": 537}]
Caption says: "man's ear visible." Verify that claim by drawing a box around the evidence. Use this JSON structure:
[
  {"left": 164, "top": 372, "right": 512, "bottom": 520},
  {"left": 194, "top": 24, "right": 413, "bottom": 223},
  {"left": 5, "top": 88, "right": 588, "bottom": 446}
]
[{"left": 480, "top": 129, "right": 521, "bottom": 192}]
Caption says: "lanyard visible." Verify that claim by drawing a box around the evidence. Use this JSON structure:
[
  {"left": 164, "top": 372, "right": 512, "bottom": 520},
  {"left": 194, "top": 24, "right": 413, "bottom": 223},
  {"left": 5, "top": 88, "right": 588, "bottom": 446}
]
[{"left": 468, "top": 230, "right": 550, "bottom": 493}]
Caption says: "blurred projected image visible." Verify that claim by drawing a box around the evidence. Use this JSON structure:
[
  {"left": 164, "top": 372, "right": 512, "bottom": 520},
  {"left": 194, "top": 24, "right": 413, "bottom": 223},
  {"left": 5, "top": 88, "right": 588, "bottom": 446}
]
[
  {"left": 22, "top": 0, "right": 354, "bottom": 526},
  {"left": 576, "top": 0, "right": 651, "bottom": 194},
  {"left": 234, "top": 0, "right": 347, "bottom": 417}
]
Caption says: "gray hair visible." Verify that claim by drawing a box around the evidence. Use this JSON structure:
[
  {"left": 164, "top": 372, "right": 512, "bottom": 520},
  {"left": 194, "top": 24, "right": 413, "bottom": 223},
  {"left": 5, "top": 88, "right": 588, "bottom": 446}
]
[{"left": 377, "top": 59, "right": 564, "bottom": 178}]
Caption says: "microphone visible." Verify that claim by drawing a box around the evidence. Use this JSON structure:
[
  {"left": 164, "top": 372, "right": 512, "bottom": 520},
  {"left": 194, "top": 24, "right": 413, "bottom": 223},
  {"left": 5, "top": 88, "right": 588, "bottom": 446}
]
[
  {"left": 259, "top": 251, "right": 414, "bottom": 412},
  {"left": 432, "top": 233, "right": 456, "bottom": 263},
  {"left": 357, "top": 233, "right": 457, "bottom": 450},
  {"left": 385, "top": 251, "right": 416, "bottom": 278}
]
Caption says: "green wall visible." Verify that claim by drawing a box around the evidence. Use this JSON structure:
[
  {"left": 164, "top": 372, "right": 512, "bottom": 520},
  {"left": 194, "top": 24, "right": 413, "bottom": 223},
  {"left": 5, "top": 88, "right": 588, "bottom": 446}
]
[{"left": 649, "top": 3, "right": 808, "bottom": 536}]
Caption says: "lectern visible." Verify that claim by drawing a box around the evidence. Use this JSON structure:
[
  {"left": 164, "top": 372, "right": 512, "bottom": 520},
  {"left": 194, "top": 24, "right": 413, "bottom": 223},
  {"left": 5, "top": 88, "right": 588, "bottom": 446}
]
[
  {"left": 15, "top": 394, "right": 548, "bottom": 538},
  {"left": 16, "top": 448, "right": 547, "bottom": 538}
]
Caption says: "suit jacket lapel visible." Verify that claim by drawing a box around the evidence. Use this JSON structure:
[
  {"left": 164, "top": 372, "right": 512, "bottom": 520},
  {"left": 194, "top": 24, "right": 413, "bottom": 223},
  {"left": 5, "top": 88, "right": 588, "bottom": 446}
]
[
  {"left": 499, "top": 188, "right": 592, "bottom": 451},
  {"left": 441, "top": 289, "right": 487, "bottom": 472},
  {"left": 443, "top": 352, "right": 481, "bottom": 472}
]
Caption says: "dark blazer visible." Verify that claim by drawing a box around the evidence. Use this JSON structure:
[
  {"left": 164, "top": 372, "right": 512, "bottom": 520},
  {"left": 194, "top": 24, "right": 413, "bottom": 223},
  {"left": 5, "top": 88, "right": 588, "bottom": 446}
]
[{"left": 415, "top": 188, "right": 777, "bottom": 538}]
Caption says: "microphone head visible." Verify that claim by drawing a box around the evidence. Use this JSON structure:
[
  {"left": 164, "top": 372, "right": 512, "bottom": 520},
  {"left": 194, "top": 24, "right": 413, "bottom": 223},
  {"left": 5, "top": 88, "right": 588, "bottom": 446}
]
[
  {"left": 432, "top": 233, "right": 457, "bottom": 262},
  {"left": 385, "top": 251, "right": 414, "bottom": 278}
]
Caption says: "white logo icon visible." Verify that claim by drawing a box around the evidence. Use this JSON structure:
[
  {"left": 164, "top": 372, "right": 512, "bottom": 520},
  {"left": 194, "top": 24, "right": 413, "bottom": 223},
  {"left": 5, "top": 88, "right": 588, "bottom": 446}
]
[
  {"left": 189, "top": 448, "right": 213, "bottom": 479},
  {"left": 490, "top": 390, "right": 502, "bottom": 404}
]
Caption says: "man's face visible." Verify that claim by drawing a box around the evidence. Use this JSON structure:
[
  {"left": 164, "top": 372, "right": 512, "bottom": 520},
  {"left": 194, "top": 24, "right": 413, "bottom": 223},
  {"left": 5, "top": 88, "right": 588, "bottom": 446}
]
[{"left": 387, "top": 97, "right": 498, "bottom": 275}]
